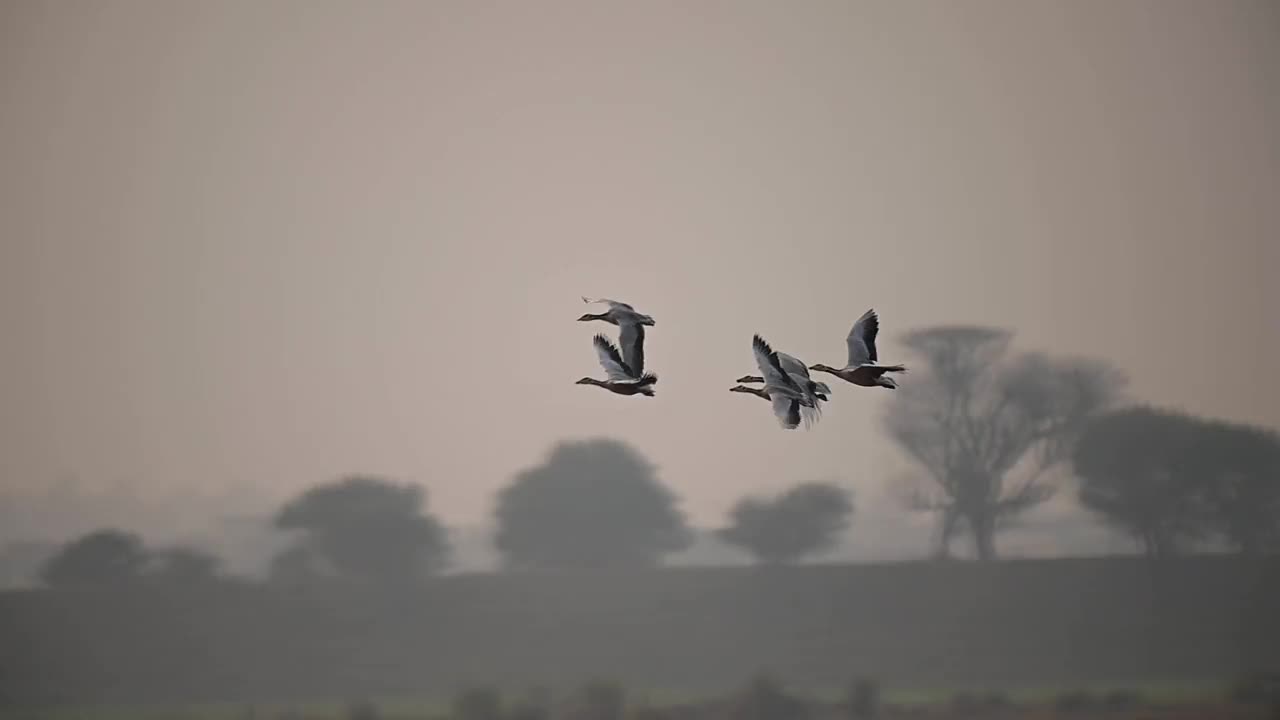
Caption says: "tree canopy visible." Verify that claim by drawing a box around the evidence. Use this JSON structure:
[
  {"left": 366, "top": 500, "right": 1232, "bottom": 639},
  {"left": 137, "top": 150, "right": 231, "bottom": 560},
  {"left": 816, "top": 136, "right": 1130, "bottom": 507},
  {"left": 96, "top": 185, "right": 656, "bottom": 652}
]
[
  {"left": 273, "top": 475, "right": 451, "bottom": 583},
  {"left": 1074, "top": 407, "right": 1280, "bottom": 556},
  {"left": 40, "top": 529, "right": 150, "bottom": 589},
  {"left": 494, "top": 438, "right": 691, "bottom": 570},
  {"left": 718, "top": 482, "right": 854, "bottom": 564}
]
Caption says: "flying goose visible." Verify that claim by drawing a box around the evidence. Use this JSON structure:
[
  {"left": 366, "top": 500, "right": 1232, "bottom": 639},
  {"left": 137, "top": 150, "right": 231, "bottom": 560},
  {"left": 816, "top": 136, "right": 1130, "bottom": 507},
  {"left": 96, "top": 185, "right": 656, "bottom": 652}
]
[
  {"left": 750, "top": 334, "right": 817, "bottom": 429},
  {"left": 576, "top": 334, "right": 657, "bottom": 397},
  {"left": 809, "top": 309, "right": 906, "bottom": 389},
  {"left": 577, "top": 297, "right": 654, "bottom": 378},
  {"left": 577, "top": 297, "right": 656, "bottom": 327},
  {"left": 728, "top": 384, "right": 804, "bottom": 429},
  {"left": 735, "top": 350, "right": 829, "bottom": 428},
  {"left": 736, "top": 352, "right": 831, "bottom": 402}
]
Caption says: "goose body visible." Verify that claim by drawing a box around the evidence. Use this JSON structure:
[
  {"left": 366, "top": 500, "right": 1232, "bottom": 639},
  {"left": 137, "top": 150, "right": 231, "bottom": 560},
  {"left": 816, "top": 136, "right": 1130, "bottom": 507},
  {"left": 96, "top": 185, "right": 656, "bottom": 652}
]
[
  {"left": 736, "top": 351, "right": 828, "bottom": 427},
  {"left": 578, "top": 297, "right": 653, "bottom": 377},
  {"left": 576, "top": 334, "right": 657, "bottom": 397},
  {"left": 729, "top": 384, "right": 805, "bottom": 429},
  {"left": 748, "top": 334, "right": 818, "bottom": 429},
  {"left": 809, "top": 309, "right": 906, "bottom": 389}
]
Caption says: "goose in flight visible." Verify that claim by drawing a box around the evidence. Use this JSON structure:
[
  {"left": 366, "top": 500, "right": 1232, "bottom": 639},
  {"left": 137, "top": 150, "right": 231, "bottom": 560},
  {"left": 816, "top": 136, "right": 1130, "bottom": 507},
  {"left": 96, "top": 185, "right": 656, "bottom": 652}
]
[
  {"left": 736, "top": 351, "right": 829, "bottom": 427},
  {"left": 808, "top": 309, "right": 906, "bottom": 389},
  {"left": 578, "top": 297, "right": 656, "bottom": 327},
  {"left": 576, "top": 334, "right": 657, "bottom": 397},
  {"left": 736, "top": 352, "right": 831, "bottom": 402},
  {"left": 728, "top": 384, "right": 805, "bottom": 430},
  {"left": 578, "top": 297, "right": 653, "bottom": 379},
  {"left": 749, "top": 334, "right": 817, "bottom": 429}
]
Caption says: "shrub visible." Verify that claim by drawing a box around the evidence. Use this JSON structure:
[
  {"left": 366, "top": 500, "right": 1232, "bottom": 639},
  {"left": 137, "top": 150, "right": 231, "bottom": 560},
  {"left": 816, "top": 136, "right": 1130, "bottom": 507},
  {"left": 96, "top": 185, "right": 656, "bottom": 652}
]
[
  {"left": 949, "top": 692, "right": 981, "bottom": 717},
  {"left": 1053, "top": 690, "right": 1098, "bottom": 713},
  {"left": 574, "top": 679, "right": 626, "bottom": 720},
  {"left": 346, "top": 700, "right": 381, "bottom": 720},
  {"left": 980, "top": 690, "right": 1010, "bottom": 709},
  {"left": 507, "top": 699, "right": 550, "bottom": 720},
  {"left": 1102, "top": 689, "right": 1142, "bottom": 710},
  {"left": 846, "top": 677, "right": 880, "bottom": 719},
  {"left": 628, "top": 705, "right": 676, "bottom": 720},
  {"left": 731, "top": 673, "right": 810, "bottom": 720},
  {"left": 1233, "top": 672, "right": 1280, "bottom": 704},
  {"left": 453, "top": 687, "right": 503, "bottom": 720}
]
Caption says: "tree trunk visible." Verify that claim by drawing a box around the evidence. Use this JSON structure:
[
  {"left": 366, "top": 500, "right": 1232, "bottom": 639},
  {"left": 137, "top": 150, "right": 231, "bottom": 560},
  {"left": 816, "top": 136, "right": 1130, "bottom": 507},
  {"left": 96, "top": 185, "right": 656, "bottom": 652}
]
[
  {"left": 933, "top": 509, "right": 957, "bottom": 559},
  {"left": 968, "top": 509, "right": 997, "bottom": 561}
]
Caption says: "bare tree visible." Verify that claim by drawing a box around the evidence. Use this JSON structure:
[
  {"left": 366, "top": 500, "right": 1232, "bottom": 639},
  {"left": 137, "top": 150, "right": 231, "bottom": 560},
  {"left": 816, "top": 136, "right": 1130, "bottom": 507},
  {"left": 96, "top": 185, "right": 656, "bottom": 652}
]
[{"left": 884, "top": 326, "right": 1123, "bottom": 560}]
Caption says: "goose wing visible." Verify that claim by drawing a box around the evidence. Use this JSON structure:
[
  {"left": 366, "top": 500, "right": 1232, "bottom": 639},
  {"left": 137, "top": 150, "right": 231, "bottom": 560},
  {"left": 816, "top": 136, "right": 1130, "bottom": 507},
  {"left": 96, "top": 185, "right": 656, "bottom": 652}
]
[
  {"left": 799, "top": 400, "right": 823, "bottom": 429},
  {"left": 582, "top": 296, "right": 636, "bottom": 312},
  {"left": 846, "top": 308, "right": 880, "bottom": 368},
  {"left": 752, "top": 335, "right": 806, "bottom": 398},
  {"left": 619, "top": 319, "right": 645, "bottom": 377},
  {"left": 771, "top": 394, "right": 802, "bottom": 429},
  {"left": 592, "top": 334, "right": 636, "bottom": 382},
  {"left": 776, "top": 352, "right": 811, "bottom": 380}
]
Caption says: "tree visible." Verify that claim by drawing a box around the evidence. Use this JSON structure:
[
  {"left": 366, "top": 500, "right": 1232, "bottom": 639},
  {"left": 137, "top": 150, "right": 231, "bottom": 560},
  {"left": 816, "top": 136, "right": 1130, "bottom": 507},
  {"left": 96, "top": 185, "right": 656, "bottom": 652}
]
[
  {"left": 40, "top": 529, "right": 150, "bottom": 589},
  {"left": 1191, "top": 419, "right": 1280, "bottom": 556},
  {"left": 884, "top": 326, "right": 1123, "bottom": 560},
  {"left": 150, "top": 546, "right": 223, "bottom": 586},
  {"left": 273, "top": 475, "right": 450, "bottom": 583},
  {"left": 494, "top": 438, "right": 691, "bottom": 570},
  {"left": 1075, "top": 408, "right": 1280, "bottom": 557},
  {"left": 718, "top": 482, "right": 853, "bottom": 564}
]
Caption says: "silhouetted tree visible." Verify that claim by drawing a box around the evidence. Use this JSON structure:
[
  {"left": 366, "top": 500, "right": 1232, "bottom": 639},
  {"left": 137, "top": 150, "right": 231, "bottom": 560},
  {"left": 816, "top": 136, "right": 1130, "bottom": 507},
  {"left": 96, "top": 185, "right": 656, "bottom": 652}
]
[
  {"left": 730, "top": 673, "right": 810, "bottom": 720},
  {"left": 494, "top": 438, "right": 691, "bottom": 570},
  {"left": 40, "top": 528, "right": 150, "bottom": 588},
  {"left": 150, "top": 546, "right": 223, "bottom": 585},
  {"left": 273, "top": 475, "right": 450, "bottom": 583},
  {"left": 1075, "top": 407, "right": 1280, "bottom": 557},
  {"left": 267, "top": 544, "right": 325, "bottom": 586},
  {"left": 884, "top": 326, "right": 1123, "bottom": 560},
  {"left": 718, "top": 482, "right": 853, "bottom": 564},
  {"left": 1193, "top": 419, "right": 1280, "bottom": 556}
]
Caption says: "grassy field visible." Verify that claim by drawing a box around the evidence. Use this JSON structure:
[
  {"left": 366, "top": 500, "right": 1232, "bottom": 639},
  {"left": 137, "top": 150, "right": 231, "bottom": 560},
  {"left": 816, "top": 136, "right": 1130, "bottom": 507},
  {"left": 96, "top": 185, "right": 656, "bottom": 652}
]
[
  {"left": 0, "top": 680, "right": 1267, "bottom": 720},
  {"left": 2, "top": 557, "right": 1277, "bottom": 710}
]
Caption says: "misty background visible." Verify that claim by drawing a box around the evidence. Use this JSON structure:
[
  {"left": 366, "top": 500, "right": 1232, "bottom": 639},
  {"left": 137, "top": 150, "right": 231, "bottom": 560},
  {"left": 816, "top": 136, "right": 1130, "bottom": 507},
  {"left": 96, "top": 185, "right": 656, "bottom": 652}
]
[
  {"left": 1, "top": 0, "right": 1280, "bottom": 713},
  {"left": 3, "top": 0, "right": 1276, "bottom": 587}
]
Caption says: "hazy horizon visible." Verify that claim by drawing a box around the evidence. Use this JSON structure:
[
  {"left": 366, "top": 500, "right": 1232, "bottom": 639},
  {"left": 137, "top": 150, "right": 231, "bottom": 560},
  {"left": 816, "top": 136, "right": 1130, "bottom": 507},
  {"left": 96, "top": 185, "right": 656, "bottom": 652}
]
[{"left": 3, "top": 0, "right": 1277, "bottom": 562}]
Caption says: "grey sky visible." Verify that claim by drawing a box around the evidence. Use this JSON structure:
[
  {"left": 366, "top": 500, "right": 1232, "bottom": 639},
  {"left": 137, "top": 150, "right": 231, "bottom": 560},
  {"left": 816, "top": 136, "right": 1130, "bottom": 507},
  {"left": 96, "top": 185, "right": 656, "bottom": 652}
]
[{"left": 2, "top": 0, "right": 1277, "bottom": 546}]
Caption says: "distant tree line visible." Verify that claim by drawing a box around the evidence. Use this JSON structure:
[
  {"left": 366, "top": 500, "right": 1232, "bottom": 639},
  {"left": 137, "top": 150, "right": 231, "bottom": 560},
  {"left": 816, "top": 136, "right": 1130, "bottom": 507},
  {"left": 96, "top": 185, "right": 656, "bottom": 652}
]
[
  {"left": 26, "top": 324, "right": 1280, "bottom": 588},
  {"left": 39, "top": 529, "right": 224, "bottom": 589}
]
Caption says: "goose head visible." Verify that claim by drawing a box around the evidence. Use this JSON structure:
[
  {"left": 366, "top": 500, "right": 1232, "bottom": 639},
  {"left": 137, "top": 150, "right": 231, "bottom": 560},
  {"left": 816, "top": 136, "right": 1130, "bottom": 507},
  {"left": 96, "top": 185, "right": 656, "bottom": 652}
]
[
  {"left": 735, "top": 375, "right": 763, "bottom": 384},
  {"left": 808, "top": 363, "right": 840, "bottom": 375},
  {"left": 577, "top": 312, "right": 608, "bottom": 322},
  {"left": 729, "top": 385, "right": 767, "bottom": 399}
]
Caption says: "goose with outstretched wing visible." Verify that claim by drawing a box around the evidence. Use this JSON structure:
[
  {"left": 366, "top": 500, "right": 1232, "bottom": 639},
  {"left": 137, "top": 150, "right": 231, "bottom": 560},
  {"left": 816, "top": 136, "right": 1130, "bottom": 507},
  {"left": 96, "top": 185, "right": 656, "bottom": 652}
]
[
  {"left": 809, "top": 309, "right": 906, "bottom": 389},
  {"left": 576, "top": 334, "right": 657, "bottom": 397},
  {"left": 577, "top": 297, "right": 656, "bottom": 328},
  {"left": 749, "top": 334, "right": 816, "bottom": 429},
  {"left": 736, "top": 350, "right": 829, "bottom": 427}
]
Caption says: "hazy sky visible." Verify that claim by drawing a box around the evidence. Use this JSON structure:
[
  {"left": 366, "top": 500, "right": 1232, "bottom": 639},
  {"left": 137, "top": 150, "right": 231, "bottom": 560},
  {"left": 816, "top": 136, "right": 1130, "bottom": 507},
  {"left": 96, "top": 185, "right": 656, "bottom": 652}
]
[{"left": 2, "top": 0, "right": 1277, "bottom": 543}]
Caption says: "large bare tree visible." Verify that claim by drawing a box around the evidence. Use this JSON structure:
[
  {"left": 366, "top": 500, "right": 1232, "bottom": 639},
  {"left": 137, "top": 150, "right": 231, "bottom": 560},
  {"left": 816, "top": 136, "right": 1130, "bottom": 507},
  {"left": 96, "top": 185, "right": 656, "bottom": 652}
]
[{"left": 884, "top": 326, "right": 1123, "bottom": 560}]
